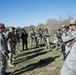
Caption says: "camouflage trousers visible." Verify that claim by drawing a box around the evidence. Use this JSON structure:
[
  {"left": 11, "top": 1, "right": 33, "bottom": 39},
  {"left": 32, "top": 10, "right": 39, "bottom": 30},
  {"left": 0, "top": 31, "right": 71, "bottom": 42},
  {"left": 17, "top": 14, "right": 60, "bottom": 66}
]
[
  {"left": 45, "top": 37, "right": 50, "bottom": 49},
  {"left": 60, "top": 42, "right": 76, "bottom": 75},
  {"left": 35, "top": 37, "right": 42, "bottom": 48},
  {"left": 30, "top": 37, "right": 35, "bottom": 47},
  {"left": 0, "top": 52, "right": 6, "bottom": 75}
]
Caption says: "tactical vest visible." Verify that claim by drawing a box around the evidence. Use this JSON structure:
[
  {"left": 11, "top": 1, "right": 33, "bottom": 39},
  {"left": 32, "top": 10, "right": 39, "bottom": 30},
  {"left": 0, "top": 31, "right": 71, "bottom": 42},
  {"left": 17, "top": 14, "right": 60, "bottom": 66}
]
[{"left": 6, "top": 32, "right": 17, "bottom": 44}]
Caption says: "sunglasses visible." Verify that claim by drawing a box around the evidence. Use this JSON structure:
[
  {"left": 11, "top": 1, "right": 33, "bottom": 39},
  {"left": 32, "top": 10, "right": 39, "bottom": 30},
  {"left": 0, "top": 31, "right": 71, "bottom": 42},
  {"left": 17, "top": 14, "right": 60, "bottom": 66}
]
[
  {"left": 69, "top": 24, "right": 76, "bottom": 26},
  {"left": 69, "top": 24, "right": 73, "bottom": 26}
]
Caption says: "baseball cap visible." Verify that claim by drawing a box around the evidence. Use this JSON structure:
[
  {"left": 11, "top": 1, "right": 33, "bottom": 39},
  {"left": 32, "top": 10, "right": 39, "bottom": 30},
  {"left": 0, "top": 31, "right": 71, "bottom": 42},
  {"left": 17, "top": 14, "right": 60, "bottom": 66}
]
[{"left": 10, "top": 27, "right": 15, "bottom": 30}]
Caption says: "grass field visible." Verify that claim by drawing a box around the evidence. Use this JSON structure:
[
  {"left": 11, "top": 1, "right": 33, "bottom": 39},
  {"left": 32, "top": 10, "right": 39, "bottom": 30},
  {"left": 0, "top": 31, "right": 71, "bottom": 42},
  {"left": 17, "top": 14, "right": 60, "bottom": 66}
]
[{"left": 6, "top": 34, "right": 63, "bottom": 75}]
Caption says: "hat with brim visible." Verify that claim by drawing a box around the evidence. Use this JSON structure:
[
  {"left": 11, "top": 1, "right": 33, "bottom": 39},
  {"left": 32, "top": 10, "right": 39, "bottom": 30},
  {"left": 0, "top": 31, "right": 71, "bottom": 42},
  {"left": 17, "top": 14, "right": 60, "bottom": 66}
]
[
  {"left": 10, "top": 27, "right": 15, "bottom": 30},
  {"left": 69, "top": 20, "right": 76, "bottom": 26}
]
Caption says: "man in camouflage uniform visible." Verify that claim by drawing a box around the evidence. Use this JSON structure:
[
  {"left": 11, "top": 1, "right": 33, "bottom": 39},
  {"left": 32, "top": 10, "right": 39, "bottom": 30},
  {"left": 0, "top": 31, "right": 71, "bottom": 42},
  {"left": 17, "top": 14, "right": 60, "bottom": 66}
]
[
  {"left": 34, "top": 28, "right": 43, "bottom": 48},
  {"left": 61, "top": 25, "right": 71, "bottom": 60},
  {"left": 15, "top": 28, "right": 20, "bottom": 52},
  {"left": 44, "top": 28, "right": 51, "bottom": 49},
  {"left": 38, "top": 28, "right": 43, "bottom": 47},
  {"left": 29, "top": 28, "right": 35, "bottom": 47},
  {"left": 56, "top": 27, "right": 62, "bottom": 50},
  {"left": 60, "top": 20, "right": 76, "bottom": 75},
  {"left": 0, "top": 23, "right": 9, "bottom": 75},
  {"left": 34, "top": 29, "right": 39, "bottom": 48}
]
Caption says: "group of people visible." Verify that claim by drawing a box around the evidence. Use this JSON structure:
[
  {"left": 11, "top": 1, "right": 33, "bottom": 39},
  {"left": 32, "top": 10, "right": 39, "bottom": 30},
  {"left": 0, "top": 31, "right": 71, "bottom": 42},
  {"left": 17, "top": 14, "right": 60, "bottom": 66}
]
[
  {"left": 60, "top": 20, "right": 76, "bottom": 75},
  {"left": 53, "top": 19, "right": 76, "bottom": 75},
  {"left": 1, "top": 19, "right": 76, "bottom": 75},
  {"left": 0, "top": 23, "right": 51, "bottom": 75},
  {"left": 0, "top": 24, "right": 29, "bottom": 75},
  {"left": 29, "top": 28, "right": 51, "bottom": 49}
]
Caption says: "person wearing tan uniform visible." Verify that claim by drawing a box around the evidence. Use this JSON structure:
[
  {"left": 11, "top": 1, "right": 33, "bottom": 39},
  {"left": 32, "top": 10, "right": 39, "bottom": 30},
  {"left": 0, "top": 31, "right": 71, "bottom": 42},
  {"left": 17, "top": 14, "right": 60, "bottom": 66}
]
[{"left": 5, "top": 27, "right": 17, "bottom": 67}]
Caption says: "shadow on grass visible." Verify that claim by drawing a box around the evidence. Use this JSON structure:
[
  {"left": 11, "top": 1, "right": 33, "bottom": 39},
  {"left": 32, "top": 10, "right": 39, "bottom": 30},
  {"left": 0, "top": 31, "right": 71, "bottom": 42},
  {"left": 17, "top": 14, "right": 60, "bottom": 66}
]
[
  {"left": 14, "top": 50, "right": 48, "bottom": 65},
  {"left": 40, "top": 43, "right": 45, "bottom": 47},
  {"left": 49, "top": 42, "right": 54, "bottom": 45},
  {"left": 28, "top": 46, "right": 39, "bottom": 50},
  {"left": 40, "top": 42, "right": 54, "bottom": 47},
  {"left": 12, "top": 56, "right": 59, "bottom": 75},
  {"left": 51, "top": 45, "right": 56, "bottom": 49},
  {"left": 17, "top": 48, "right": 45, "bottom": 58}
]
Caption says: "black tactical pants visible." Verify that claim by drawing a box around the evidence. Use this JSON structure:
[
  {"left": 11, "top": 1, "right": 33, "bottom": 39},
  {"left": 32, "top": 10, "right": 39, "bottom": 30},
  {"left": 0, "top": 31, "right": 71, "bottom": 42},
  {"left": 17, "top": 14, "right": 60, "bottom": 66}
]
[{"left": 22, "top": 40, "right": 28, "bottom": 50}]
